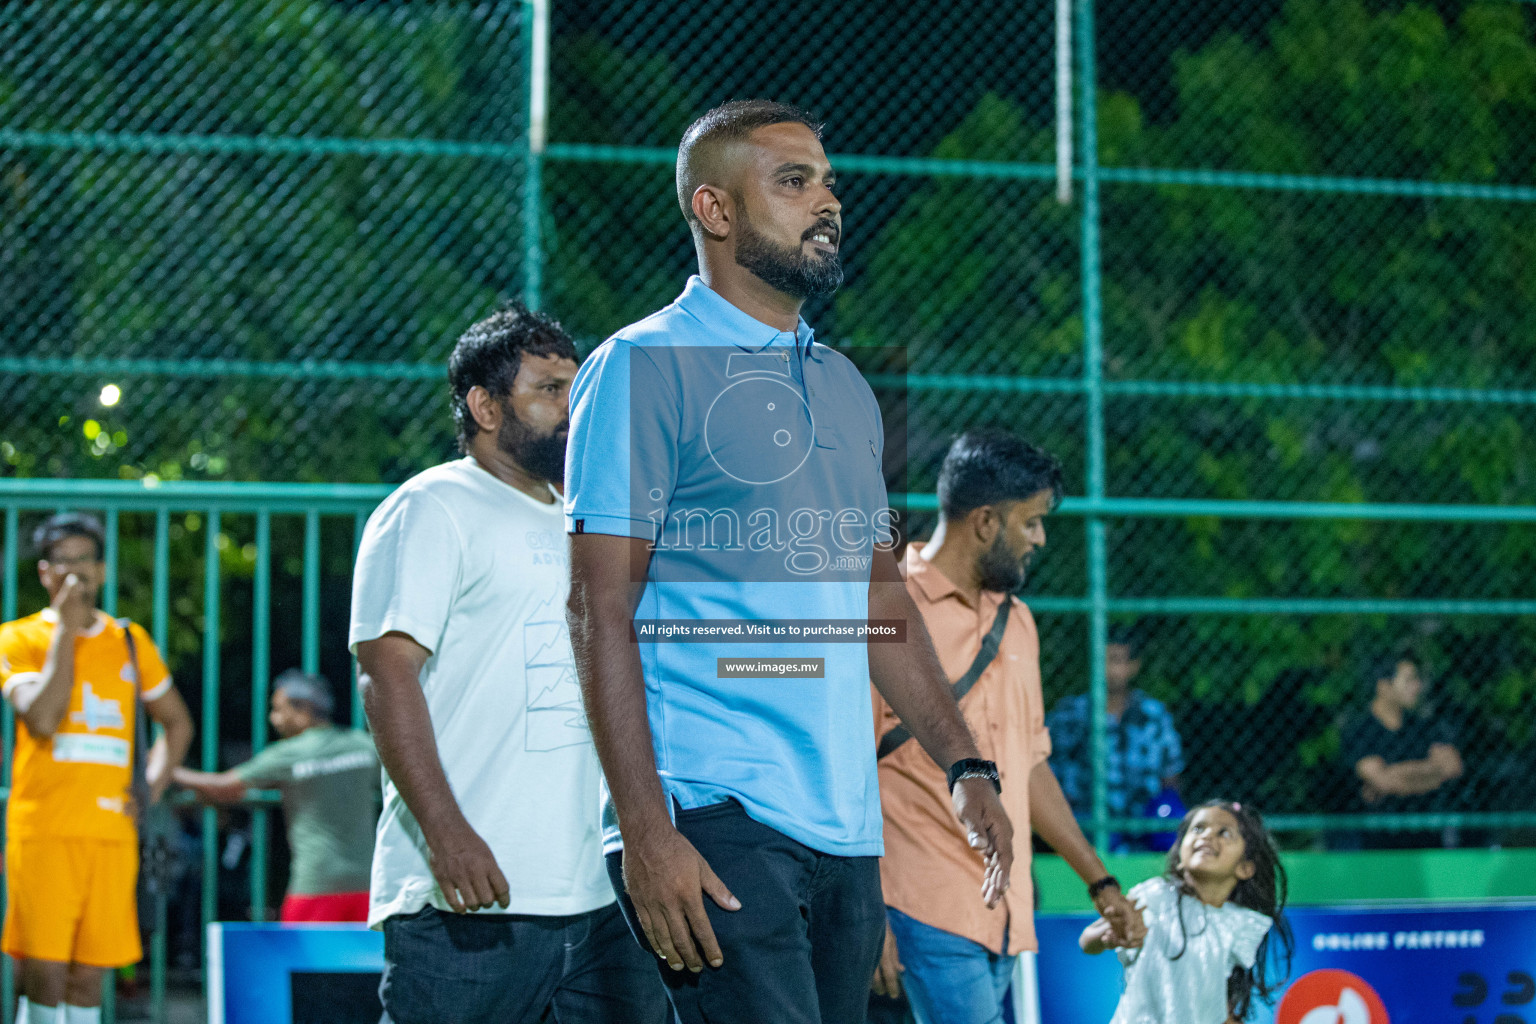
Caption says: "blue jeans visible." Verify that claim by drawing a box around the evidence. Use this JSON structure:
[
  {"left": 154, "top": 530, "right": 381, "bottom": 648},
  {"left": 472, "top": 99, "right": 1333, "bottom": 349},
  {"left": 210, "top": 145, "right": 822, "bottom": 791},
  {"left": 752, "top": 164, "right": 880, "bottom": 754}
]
[{"left": 886, "top": 907, "right": 1015, "bottom": 1024}]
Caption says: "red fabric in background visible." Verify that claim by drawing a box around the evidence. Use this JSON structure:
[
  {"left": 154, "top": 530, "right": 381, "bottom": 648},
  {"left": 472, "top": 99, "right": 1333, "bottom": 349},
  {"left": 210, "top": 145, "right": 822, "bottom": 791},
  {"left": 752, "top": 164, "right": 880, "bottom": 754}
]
[{"left": 279, "top": 891, "right": 370, "bottom": 923}]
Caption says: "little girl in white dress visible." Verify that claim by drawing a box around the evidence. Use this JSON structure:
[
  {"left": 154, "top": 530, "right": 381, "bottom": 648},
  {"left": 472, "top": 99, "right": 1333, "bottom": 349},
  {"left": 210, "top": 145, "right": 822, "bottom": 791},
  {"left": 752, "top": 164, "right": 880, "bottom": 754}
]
[{"left": 1080, "top": 800, "right": 1293, "bottom": 1024}]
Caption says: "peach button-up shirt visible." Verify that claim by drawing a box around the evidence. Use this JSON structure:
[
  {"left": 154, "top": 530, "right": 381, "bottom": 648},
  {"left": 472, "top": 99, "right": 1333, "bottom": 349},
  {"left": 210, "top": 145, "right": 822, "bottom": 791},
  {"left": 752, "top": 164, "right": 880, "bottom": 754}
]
[{"left": 872, "top": 543, "right": 1051, "bottom": 955}]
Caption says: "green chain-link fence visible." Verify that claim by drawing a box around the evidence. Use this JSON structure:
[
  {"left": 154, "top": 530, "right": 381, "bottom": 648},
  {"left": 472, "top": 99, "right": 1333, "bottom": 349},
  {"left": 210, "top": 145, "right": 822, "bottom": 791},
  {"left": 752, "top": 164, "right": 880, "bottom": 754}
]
[{"left": 6, "top": 0, "right": 1536, "bottom": 874}]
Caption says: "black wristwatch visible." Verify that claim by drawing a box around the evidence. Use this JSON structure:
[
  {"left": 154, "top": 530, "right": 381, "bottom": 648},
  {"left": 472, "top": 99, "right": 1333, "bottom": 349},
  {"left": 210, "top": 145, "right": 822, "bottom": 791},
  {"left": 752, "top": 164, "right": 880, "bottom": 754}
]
[
  {"left": 946, "top": 758, "right": 1001, "bottom": 794},
  {"left": 1088, "top": 875, "right": 1121, "bottom": 900}
]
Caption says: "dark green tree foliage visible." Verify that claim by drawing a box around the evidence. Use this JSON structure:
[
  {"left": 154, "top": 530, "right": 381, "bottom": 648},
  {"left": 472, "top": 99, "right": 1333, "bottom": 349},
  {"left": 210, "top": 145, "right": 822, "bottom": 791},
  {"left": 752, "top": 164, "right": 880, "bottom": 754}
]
[
  {"left": 542, "top": 33, "right": 700, "bottom": 342},
  {"left": 2, "top": 2, "right": 525, "bottom": 483},
  {"left": 3, "top": 0, "right": 1536, "bottom": 821},
  {"left": 836, "top": 0, "right": 1536, "bottom": 819},
  {"left": 1, "top": 2, "right": 530, "bottom": 735}
]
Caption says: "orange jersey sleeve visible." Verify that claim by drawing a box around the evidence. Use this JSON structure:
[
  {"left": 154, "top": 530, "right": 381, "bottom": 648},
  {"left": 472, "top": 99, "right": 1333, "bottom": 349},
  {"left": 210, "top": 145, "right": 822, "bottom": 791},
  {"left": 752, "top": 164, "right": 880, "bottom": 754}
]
[{"left": 0, "top": 615, "right": 47, "bottom": 699}]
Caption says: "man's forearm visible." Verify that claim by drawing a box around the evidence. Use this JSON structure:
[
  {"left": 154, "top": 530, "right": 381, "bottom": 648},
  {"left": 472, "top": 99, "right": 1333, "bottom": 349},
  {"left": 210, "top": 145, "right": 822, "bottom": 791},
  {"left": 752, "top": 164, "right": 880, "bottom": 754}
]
[
  {"left": 172, "top": 767, "right": 247, "bottom": 803},
  {"left": 145, "top": 689, "right": 195, "bottom": 793},
  {"left": 26, "top": 626, "right": 79, "bottom": 736},
  {"left": 361, "top": 668, "right": 470, "bottom": 843},
  {"left": 161, "top": 711, "right": 194, "bottom": 773},
  {"left": 867, "top": 579, "right": 979, "bottom": 768},
  {"left": 569, "top": 585, "right": 670, "bottom": 838},
  {"left": 1383, "top": 759, "right": 1449, "bottom": 794},
  {"left": 1030, "top": 761, "right": 1110, "bottom": 885}
]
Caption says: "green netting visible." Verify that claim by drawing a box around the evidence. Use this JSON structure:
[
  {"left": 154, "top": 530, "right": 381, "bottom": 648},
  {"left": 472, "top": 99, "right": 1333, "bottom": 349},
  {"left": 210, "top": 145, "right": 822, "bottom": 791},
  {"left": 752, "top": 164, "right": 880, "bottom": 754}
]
[{"left": 5, "top": 0, "right": 1536, "bottom": 840}]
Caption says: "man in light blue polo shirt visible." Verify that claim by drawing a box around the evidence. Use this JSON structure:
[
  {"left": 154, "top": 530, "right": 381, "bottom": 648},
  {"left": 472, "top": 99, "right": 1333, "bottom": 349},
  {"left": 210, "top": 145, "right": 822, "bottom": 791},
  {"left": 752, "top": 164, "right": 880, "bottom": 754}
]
[{"left": 566, "top": 99, "right": 1015, "bottom": 1024}]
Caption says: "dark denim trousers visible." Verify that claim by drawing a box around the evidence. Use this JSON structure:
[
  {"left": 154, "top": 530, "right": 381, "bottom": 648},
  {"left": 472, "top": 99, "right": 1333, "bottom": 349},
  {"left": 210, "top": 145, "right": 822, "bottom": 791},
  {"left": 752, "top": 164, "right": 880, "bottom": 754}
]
[
  {"left": 607, "top": 799, "right": 887, "bottom": 1024},
  {"left": 378, "top": 900, "right": 669, "bottom": 1024}
]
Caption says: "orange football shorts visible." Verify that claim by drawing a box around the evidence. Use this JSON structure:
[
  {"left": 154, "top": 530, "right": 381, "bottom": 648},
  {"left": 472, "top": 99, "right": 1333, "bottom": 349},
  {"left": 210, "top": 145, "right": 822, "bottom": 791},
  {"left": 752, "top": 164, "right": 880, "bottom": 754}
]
[{"left": 3, "top": 837, "right": 141, "bottom": 967}]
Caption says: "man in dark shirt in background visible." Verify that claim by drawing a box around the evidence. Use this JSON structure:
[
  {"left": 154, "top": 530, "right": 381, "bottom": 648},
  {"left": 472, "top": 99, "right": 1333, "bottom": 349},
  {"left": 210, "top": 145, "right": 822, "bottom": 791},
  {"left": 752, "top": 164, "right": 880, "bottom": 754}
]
[{"left": 1341, "top": 652, "right": 1463, "bottom": 849}]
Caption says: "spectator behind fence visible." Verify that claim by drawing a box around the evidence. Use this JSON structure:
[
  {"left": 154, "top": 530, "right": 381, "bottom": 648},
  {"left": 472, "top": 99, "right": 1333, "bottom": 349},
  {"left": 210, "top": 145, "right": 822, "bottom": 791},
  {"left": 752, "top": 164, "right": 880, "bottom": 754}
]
[
  {"left": 871, "top": 432, "right": 1144, "bottom": 1024},
  {"left": 173, "top": 669, "right": 379, "bottom": 922},
  {"left": 0, "top": 512, "right": 194, "bottom": 1024},
  {"left": 1341, "top": 652, "right": 1463, "bottom": 849},
  {"left": 351, "top": 305, "right": 667, "bottom": 1023},
  {"left": 1047, "top": 625, "right": 1185, "bottom": 844}
]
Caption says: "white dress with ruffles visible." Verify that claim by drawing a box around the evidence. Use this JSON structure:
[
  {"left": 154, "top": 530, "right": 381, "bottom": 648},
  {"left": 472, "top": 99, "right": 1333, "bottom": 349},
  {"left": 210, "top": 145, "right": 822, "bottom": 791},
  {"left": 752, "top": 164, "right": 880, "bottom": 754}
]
[{"left": 1110, "top": 876, "right": 1274, "bottom": 1024}]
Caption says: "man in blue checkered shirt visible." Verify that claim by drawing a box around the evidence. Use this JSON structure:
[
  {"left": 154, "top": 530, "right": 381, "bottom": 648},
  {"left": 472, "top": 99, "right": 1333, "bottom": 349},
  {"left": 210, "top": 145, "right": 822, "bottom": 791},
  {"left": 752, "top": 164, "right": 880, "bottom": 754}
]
[{"left": 1047, "top": 626, "right": 1184, "bottom": 831}]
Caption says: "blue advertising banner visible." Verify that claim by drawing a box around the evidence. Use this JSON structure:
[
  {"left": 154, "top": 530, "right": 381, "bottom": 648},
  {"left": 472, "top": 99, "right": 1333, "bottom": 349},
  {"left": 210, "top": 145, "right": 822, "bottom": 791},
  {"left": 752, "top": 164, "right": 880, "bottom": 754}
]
[
  {"left": 208, "top": 923, "right": 384, "bottom": 1024},
  {"left": 1036, "top": 900, "right": 1536, "bottom": 1024}
]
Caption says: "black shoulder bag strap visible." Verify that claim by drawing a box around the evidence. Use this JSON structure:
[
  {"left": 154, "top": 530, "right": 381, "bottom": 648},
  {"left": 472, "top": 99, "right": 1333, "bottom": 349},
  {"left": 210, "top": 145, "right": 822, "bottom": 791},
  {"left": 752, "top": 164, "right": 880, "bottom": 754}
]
[
  {"left": 877, "top": 598, "right": 1012, "bottom": 761},
  {"left": 119, "top": 618, "right": 151, "bottom": 823},
  {"left": 120, "top": 618, "right": 170, "bottom": 936}
]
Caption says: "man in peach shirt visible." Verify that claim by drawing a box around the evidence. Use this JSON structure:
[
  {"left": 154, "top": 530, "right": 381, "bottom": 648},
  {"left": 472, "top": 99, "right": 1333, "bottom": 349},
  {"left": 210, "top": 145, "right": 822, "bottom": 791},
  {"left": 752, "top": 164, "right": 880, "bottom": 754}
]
[{"left": 871, "top": 431, "right": 1143, "bottom": 1024}]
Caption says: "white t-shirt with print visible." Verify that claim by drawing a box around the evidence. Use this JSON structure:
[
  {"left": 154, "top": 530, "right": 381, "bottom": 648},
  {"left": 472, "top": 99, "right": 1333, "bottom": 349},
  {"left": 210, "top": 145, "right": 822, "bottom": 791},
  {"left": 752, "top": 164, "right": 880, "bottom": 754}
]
[
  {"left": 1111, "top": 876, "right": 1273, "bottom": 1024},
  {"left": 350, "top": 457, "right": 611, "bottom": 927}
]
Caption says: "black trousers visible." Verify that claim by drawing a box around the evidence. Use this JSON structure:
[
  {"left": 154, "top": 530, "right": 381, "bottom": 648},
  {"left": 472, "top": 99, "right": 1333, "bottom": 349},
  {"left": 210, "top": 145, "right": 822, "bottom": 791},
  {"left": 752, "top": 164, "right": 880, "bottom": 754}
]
[
  {"left": 865, "top": 993, "right": 916, "bottom": 1024},
  {"left": 378, "top": 901, "right": 669, "bottom": 1024},
  {"left": 607, "top": 800, "right": 887, "bottom": 1024}
]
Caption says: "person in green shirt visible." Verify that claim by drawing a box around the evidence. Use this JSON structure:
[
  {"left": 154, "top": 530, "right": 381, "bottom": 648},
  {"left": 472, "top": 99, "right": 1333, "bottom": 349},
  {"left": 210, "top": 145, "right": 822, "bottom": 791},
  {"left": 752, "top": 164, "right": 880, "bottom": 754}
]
[{"left": 175, "top": 669, "right": 379, "bottom": 922}]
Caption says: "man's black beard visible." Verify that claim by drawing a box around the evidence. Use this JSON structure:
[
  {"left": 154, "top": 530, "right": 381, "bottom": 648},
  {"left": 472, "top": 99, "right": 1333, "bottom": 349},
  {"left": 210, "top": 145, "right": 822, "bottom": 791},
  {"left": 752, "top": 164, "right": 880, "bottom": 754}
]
[
  {"left": 976, "top": 533, "right": 1030, "bottom": 594},
  {"left": 497, "top": 405, "right": 568, "bottom": 486},
  {"left": 734, "top": 209, "right": 843, "bottom": 300}
]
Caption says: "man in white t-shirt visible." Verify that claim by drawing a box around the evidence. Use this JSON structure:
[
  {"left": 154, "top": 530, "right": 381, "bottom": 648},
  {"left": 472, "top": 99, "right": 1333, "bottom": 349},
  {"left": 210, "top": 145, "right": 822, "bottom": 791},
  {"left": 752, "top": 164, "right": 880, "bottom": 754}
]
[{"left": 350, "top": 303, "right": 667, "bottom": 1023}]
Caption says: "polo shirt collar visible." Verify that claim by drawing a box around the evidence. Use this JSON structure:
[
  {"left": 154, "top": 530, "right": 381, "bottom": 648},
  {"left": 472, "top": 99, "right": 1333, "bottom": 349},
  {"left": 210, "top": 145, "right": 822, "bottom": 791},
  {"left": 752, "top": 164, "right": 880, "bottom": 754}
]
[
  {"left": 675, "top": 275, "right": 815, "bottom": 354},
  {"left": 903, "top": 542, "right": 977, "bottom": 609}
]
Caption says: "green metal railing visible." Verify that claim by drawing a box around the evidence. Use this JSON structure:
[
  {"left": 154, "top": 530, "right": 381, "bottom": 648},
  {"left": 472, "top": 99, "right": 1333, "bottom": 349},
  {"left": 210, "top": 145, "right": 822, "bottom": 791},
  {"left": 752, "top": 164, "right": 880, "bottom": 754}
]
[
  {"left": 0, "top": 481, "right": 389, "bottom": 1024},
  {"left": 7, "top": 479, "right": 1533, "bottom": 859},
  {"left": 5, "top": 484, "right": 1536, "bottom": 1013}
]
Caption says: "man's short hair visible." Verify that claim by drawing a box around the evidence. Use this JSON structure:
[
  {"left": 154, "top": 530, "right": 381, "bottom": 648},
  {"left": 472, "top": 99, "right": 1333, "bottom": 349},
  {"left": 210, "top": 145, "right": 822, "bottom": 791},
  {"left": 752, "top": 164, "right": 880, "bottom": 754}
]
[
  {"left": 274, "top": 669, "right": 334, "bottom": 721},
  {"left": 1107, "top": 623, "right": 1145, "bottom": 658},
  {"left": 1371, "top": 649, "right": 1420, "bottom": 689},
  {"left": 937, "top": 430, "right": 1065, "bottom": 521},
  {"left": 448, "top": 301, "right": 579, "bottom": 453},
  {"left": 33, "top": 512, "right": 106, "bottom": 562},
  {"left": 676, "top": 99, "right": 824, "bottom": 226}
]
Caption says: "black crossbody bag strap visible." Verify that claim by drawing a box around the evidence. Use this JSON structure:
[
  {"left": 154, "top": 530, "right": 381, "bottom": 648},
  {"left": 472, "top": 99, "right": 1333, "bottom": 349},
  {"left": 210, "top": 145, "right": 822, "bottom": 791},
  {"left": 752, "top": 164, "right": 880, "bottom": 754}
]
[
  {"left": 121, "top": 618, "right": 172, "bottom": 937},
  {"left": 877, "top": 598, "right": 1012, "bottom": 761},
  {"left": 119, "top": 618, "right": 151, "bottom": 823}
]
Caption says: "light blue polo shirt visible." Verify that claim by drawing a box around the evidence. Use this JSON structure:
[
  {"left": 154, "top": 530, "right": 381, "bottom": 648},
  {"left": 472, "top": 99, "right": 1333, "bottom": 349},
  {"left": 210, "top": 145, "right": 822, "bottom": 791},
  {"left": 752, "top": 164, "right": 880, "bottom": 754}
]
[{"left": 565, "top": 276, "right": 890, "bottom": 857}]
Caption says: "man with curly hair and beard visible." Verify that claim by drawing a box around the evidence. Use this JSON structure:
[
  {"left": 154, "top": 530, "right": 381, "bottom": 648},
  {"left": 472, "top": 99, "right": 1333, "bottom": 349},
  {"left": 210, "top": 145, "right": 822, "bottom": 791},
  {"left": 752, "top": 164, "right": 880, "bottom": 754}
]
[{"left": 352, "top": 305, "right": 666, "bottom": 1023}]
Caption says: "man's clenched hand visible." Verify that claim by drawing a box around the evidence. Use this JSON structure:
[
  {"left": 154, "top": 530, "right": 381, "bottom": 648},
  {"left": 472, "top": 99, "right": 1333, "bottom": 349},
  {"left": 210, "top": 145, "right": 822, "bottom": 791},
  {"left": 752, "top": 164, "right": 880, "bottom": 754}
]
[{"left": 425, "top": 820, "right": 511, "bottom": 914}]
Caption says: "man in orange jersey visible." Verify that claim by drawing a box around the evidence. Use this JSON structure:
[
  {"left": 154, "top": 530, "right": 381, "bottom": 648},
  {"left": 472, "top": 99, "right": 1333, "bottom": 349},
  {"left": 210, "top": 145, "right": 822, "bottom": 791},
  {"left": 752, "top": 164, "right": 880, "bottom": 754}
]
[{"left": 0, "top": 513, "right": 193, "bottom": 1024}]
